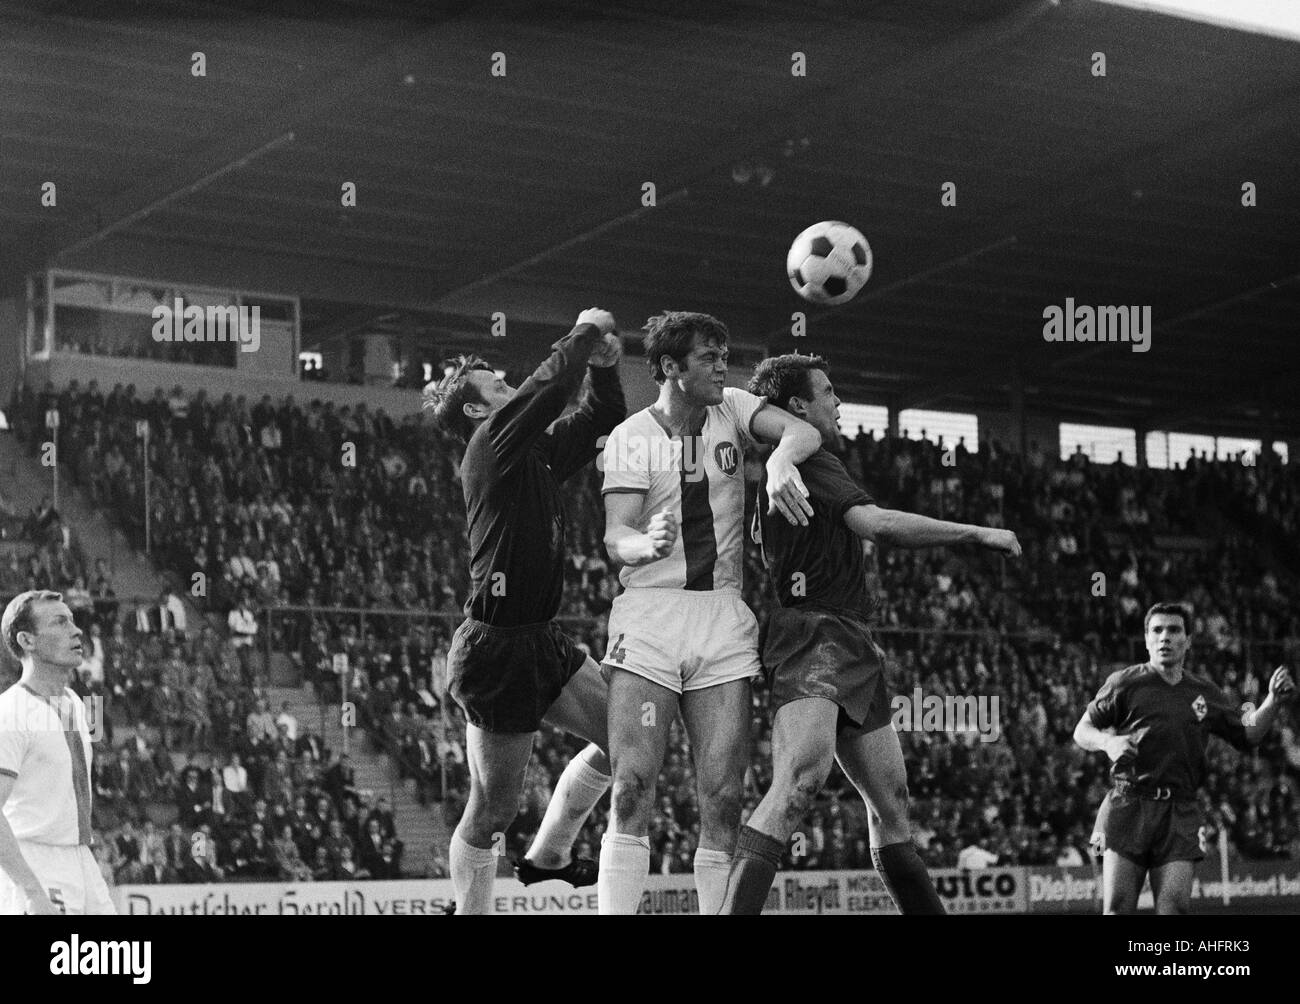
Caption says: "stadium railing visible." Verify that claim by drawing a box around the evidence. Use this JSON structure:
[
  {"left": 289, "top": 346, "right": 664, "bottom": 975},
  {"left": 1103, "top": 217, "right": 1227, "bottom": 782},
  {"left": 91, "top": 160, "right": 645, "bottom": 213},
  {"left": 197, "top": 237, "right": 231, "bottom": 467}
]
[
  {"left": 260, "top": 603, "right": 597, "bottom": 675},
  {"left": 259, "top": 604, "right": 599, "bottom": 804},
  {"left": 1114, "top": 635, "right": 1300, "bottom": 671}
]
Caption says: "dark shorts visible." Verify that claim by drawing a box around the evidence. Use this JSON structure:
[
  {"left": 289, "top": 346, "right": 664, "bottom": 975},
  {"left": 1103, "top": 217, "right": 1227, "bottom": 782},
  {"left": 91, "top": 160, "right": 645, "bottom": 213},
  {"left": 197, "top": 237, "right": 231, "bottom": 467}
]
[
  {"left": 760, "top": 605, "right": 891, "bottom": 734},
  {"left": 447, "top": 618, "right": 587, "bottom": 734},
  {"left": 1092, "top": 789, "right": 1205, "bottom": 869}
]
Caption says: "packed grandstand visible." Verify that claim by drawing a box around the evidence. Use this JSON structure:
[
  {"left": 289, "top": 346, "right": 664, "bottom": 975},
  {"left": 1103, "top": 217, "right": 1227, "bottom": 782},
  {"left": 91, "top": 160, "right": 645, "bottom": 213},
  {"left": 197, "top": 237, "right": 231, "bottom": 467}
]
[{"left": 2, "top": 378, "right": 1297, "bottom": 891}]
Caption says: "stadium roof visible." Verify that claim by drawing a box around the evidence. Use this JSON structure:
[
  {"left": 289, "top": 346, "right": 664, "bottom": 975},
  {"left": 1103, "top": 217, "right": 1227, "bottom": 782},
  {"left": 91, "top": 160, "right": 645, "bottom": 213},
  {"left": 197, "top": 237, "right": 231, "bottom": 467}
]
[{"left": 2, "top": 0, "right": 1298, "bottom": 438}]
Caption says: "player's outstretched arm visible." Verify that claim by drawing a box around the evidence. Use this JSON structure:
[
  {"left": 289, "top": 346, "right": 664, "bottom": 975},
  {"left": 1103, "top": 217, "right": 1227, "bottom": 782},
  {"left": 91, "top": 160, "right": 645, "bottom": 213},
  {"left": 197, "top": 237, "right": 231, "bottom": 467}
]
[
  {"left": 485, "top": 308, "right": 615, "bottom": 467},
  {"left": 1072, "top": 712, "right": 1135, "bottom": 761},
  {"left": 843, "top": 504, "right": 1021, "bottom": 555},
  {"left": 546, "top": 330, "right": 628, "bottom": 482},
  {"left": 0, "top": 774, "right": 60, "bottom": 915},
  {"left": 603, "top": 494, "right": 676, "bottom": 569},
  {"left": 1242, "top": 666, "right": 1296, "bottom": 745},
  {"left": 750, "top": 405, "right": 818, "bottom": 526}
]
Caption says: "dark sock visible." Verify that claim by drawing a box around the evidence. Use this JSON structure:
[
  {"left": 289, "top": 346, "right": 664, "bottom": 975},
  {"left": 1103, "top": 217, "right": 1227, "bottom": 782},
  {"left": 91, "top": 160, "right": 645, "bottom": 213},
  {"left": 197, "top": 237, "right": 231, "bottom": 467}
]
[
  {"left": 719, "top": 825, "right": 785, "bottom": 915},
  {"left": 872, "top": 841, "right": 946, "bottom": 915}
]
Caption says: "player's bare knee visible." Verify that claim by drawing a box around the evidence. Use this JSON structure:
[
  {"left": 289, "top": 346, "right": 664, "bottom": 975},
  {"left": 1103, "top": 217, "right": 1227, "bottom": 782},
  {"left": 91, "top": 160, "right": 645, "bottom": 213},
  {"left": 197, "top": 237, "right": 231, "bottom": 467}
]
[
  {"left": 698, "top": 779, "right": 744, "bottom": 837},
  {"left": 611, "top": 768, "right": 652, "bottom": 827},
  {"left": 872, "top": 781, "right": 911, "bottom": 834},
  {"left": 710, "top": 790, "right": 744, "bottom": 834},
  {"left": 777, "top": 782, "right": 817, "bottom": 827},
  {"left": 472, "top": 785, "right": 520, "bottom": 834},
  {"left": 457, "top": 805, "right": 497, "bottom": 846},
  {"left": 797, "top": 749, "right": 835, "bottom": 790},
  {"left": 773, "top": 755, "right": 829, "bottom": 818}
]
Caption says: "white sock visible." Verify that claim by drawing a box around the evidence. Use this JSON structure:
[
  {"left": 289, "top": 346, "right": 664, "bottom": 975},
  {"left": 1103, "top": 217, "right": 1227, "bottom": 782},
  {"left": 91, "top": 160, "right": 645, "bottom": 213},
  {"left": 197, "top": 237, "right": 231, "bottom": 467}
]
[
  {"left": 526, "top": 745, "right": 610, "bottom": 868},
  {"left": 450, "top": 831, "right": 498, "bottom": 915},
  {"left": 598, "top": 832, "right": 650, "bottom": 915},
  {"left": 693, "top": 847, "right": 732, "bottom": 916}
]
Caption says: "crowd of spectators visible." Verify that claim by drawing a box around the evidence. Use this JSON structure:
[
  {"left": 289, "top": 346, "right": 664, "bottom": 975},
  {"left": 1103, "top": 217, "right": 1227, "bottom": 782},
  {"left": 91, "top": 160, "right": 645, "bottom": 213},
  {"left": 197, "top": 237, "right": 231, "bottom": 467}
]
[
  {"left": 7, "top": 379, "right": 466, "bottom": 618},
  {"left": 54, "top": 311, "right": 237, "bottom": 367},
  {"left": 516, "top": 634, "right": 1299, "bottom": 874},
  {"left": 296, "top": 619, "right": 470, "bottom": 808},
  {"left": 512, "top": 433, "right": 1300, "bottom": 871},
  {"left": 88, "top": 719, "right": 409, "bottom": 886},
  {"left": 837, "top": 432, "right": 1300, "bottom": 659},
  {"left": 0, "top": 493, "right": 104, "bottom": 609},
  {"left": 7, "top": 379, "right": 1299, "bottom": 875},
  {"left": 1, "top": 484, "right": 119, "bottom": 708},
  {"left": 0, "top": 583, "right": 418, "bottom": 887},
  {"left": 76, "top": 615, "right": 415, "bottom": 887}
]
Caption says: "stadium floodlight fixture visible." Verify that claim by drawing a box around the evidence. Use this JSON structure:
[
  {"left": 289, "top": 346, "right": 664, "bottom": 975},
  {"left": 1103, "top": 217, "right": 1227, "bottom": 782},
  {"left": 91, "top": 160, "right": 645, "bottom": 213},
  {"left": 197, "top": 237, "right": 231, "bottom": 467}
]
[{"left": 1092, "top": 0, "right": 1300, "bottom": 41}]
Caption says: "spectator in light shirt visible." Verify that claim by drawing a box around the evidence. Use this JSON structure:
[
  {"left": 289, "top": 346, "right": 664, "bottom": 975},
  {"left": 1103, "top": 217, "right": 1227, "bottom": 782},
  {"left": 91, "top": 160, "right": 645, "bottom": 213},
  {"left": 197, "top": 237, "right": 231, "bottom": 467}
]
[
  {"left": 956, "top": 835, "right": 1000, "bottom": 869},
  {"left": 228, "top": 594, "right": 258, "bottom": 680},
  {"left": 1055, "top": 839, "right": 1084, "bottom": 867},
  {"left": 276, "top": 701, "right": 299, "bottom": 741}
]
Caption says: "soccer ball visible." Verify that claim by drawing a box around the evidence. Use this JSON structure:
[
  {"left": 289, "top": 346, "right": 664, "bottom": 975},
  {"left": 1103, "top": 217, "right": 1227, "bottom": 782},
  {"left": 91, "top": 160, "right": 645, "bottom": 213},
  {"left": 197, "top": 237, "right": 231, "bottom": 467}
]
[{"left": 786, "top": 221, "right": 873, "bottom": 306}]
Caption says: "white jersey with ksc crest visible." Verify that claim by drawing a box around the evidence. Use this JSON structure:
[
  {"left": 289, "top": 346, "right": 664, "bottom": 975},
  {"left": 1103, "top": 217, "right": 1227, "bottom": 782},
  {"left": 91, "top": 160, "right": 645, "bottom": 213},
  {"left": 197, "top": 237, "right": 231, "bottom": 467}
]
[{"left": 601, "top": 387, "right": 765, "bottom": 592}]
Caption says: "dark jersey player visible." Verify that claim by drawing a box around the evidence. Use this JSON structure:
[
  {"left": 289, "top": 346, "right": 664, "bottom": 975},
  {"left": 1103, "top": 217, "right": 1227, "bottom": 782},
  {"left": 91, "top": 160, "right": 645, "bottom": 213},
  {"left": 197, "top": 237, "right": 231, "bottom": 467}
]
[
  {"left": 721, "top": 354, "right": 1021, "bottom": 914},
  {"left": 1074, "top": 601, "right": 1295, "bottom": 915},
  {"left": 423, "top": 307, "right": 626, "bottom": 914}
]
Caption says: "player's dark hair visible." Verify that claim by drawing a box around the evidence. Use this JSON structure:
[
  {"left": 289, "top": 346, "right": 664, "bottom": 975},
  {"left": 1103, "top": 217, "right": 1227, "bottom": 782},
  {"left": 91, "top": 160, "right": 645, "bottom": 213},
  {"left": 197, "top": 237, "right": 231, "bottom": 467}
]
[
  {"left": 642, "top": 311, "right": 729, "bottom": 383},
  {"left": 747, "top": 353, "right": 830, "bottom": 413},
  {"left": 422, "top": 355, "right": 495, "bottom": 442},
  {"left": 1143, "top": 601, "right": 1193, "bottom": 635},
  {"left": 2, "top": 589, "right": 64, "bottom": 661}
]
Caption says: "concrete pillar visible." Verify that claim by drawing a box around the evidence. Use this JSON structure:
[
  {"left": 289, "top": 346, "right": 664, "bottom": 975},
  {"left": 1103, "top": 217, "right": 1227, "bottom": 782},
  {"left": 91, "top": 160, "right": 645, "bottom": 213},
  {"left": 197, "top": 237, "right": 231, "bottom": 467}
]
[
  {"left": 0, "top": 296, "right": 22, "bottom": 406},
  {"left": 1260, "top": 387, "right": 1277, "bottom": 466},
  {"left": 1009, "top": 365, "right": 1026, "bottom": 457},
  {"left": 363, "top": 333, "right": 395, "bottom": 386},
  {"left": 320, "top": 340, "right": 347, "bottom": 383}
]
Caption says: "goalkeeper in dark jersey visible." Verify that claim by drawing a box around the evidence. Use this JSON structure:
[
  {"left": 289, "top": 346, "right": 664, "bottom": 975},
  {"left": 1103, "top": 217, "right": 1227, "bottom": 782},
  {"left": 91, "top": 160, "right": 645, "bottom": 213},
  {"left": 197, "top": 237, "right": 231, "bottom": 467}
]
[
  {"left": 424, "top": 307, "right": 625, "bottom": 914},
  {"left": 1075, "top": 601, "right": 1294, "bottom": 914}
]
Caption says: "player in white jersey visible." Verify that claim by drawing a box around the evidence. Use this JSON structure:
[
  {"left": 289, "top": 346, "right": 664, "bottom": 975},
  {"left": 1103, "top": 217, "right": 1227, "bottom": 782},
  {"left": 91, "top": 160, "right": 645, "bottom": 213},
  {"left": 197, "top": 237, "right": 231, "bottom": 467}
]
[
  {"left": 598, "top": 311, "right": 820, "bottom": 914},
  {"left": 0, "top": 590, "right": 116, "bottom": 915}
]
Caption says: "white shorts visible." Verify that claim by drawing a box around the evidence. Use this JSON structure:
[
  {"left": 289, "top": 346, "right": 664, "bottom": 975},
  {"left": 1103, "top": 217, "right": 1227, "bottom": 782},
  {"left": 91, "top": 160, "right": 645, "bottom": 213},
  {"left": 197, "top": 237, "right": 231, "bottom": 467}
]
[
  {"left": 601, "top": 587, "right": 761, "bottom": 694},
  {"left": 0, "top": 842, "right": 117, "bottom": 916}
]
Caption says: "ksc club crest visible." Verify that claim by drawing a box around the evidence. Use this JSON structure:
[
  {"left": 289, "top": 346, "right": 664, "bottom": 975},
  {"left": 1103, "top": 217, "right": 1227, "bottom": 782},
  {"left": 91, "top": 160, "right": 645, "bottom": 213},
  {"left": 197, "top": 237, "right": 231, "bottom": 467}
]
[
  {"left": 714, "top": 441, "right": 739, "bottom": 476},
  {"left": 1192, "top": 694, "right": 1207, "bottom": 722}
]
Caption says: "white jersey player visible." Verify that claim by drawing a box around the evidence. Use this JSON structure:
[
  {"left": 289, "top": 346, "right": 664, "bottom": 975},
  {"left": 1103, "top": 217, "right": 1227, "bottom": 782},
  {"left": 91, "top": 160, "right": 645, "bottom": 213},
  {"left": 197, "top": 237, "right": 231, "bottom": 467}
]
[
  {"left": 0, "top": 590, "right": 116, "bottom": 915},
  {"left": 598, "top": 311, "right": 820, "bottom": 914}
]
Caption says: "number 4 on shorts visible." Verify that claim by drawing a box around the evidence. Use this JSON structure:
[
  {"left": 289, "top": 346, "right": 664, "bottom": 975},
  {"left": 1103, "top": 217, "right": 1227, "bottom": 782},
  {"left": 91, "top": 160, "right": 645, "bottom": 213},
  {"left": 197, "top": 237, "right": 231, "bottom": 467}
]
[{"left": 608, "top": 634, "right": 628, "bottom": 664}]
